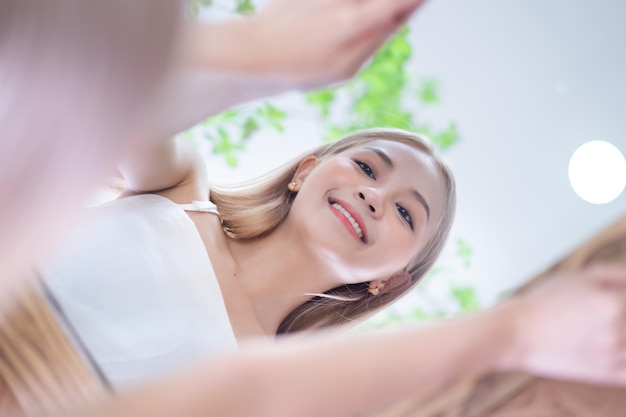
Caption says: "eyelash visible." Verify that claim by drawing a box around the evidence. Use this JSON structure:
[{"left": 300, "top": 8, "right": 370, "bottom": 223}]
[
  {"left": 354, "top": 159, "right": 376, "bottom": 179},
  {"left": 354, "top": 159, "right": 414, "bottom": 230},
  {"left": 396, "top": 204, "right": 414, "bottom": 230}
]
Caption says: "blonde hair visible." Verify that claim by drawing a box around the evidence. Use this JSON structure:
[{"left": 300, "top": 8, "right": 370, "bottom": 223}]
[
  {"left": 210, "top": 128, "right": 457, "bottom": 334},
  {"left": 0, "top": 281, "right": 108, "bottom": 415}
]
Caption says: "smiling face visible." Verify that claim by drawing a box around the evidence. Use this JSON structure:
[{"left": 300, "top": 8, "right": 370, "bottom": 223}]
[{"left": 285, "top": 139, "right": 447, "bottom": 286}]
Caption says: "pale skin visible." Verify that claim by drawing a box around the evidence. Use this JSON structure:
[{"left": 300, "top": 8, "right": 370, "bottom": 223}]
[{"left": 37, "top": 0, "right": 626, "bottom": 416}]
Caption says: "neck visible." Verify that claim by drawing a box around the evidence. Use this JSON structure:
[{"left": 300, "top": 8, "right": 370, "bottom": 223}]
[{"left": 224, "top": 224, "right": 338, "bottom": 336}]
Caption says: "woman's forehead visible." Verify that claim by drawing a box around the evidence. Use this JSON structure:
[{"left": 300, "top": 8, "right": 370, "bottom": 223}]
[{"left": 345, "top": 140, "right": 434, "bottom": 168}]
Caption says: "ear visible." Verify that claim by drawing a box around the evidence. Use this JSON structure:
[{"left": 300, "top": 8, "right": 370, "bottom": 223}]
[
  {"left": 369, "top": 272, "right": 412, "bottom": 295},
  {"left": 291, "top": 156, "right": 318, "bottom": 185}
]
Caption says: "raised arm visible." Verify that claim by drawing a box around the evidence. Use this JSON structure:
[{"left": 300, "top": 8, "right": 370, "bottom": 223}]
[
  {"left": 119, "top": 0, "right": 426, "bottom": 197},
  {"left": 59, "top": 265, "right": 626, "bottom": 417},
  {"left": 158, "top": 0, "right": 428, "bottom": 136}
]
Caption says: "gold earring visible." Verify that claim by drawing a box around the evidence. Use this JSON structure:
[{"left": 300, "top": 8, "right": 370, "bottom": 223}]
[
  {"left": 288, "top": 182, "right": 299, "bottom": 192},
  {"left": 368, "top": 287, "right": 380, "bottom": 296}
]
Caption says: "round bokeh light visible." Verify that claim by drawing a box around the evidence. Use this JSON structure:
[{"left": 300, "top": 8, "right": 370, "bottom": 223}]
[{"left": 568, "top": 141, "right": 626, "bottom": 204}]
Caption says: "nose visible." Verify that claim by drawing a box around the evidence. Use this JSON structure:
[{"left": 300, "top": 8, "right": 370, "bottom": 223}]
[{"left": 357, "top": 188, "right": 382, "bottom": 218}]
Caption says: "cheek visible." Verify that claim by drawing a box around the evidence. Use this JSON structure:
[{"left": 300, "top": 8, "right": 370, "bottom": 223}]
[
  {"left": 319, "top": 159, "right": 360, "bottom": 184},
  {"left": 299, "top": 161, "right": 356, "bottom": 199},
  {"left": 383, "top": 232, "right": 422, "bottom": 268},
  {"left": 366, "top": 240, "right": 413, "bottom": 276},
  {"left": 396, "top": 245, "right": 419, "bottom": 270}
]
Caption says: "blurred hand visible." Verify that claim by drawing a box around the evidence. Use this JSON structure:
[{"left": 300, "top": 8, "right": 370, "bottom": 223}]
[
  {"left": 504, "top": 264, "right": 626, "bottom": 385},
  {"left": 249, "top": 0, "right": 423, "bottom": 87},
  {"left": 174, "top": 0, "right": 427, "bottom": 131},
  {"left": 186, "top": 0, "right": 427, "bottom": 90},
  {"left": 247, "top": 0, "right": 426, "bottom": 88}
]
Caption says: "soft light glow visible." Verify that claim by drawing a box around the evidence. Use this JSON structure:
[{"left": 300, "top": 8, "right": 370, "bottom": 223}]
[{"left": 568, "top": 141, "right": 626, "bottom": 204}]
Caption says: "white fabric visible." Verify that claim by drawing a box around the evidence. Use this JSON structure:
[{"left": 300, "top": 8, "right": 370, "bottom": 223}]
[
  {"left": 40, "top": 194, "right": 237, "bottom": 389},
  {"left": 177, "top": 200, "right": 220, "bottom": 215}
]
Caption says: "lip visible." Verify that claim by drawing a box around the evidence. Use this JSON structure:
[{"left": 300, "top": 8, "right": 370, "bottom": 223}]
[{"left": 328, "top": 197, "right": 368, "bottom": 244}]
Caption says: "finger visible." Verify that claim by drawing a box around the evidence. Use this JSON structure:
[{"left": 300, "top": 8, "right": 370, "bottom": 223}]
[
  {"left": 395, "top": 4, "right": 420, "bottom": 26},
  {"left": 356, "top": 0, "right": 427, "bottom": 31},
  {"left": 586, "top": 263, "right": 626, "bottom": 287},
  {"left": 333, "top": 24, "right": 397, "bottom": 82}
]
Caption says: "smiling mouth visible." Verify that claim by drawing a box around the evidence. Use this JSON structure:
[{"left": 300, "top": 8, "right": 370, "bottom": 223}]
[{"left": 329, "top": 200, "right": 367, "bottom": 243}]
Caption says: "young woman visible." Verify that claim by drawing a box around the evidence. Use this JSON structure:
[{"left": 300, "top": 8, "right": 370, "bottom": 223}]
[{"left": 40, "top": 126, "right": 454, "bottom": 388}]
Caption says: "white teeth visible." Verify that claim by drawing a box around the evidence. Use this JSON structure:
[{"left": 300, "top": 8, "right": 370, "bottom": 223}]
[{"left": 331, "top": 203, "right": 363, "bottom": 240}]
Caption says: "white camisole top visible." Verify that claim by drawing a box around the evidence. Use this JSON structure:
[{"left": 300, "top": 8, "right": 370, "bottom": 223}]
[{"left": 39, "top": 194, "right": 237, "bottom": 390}]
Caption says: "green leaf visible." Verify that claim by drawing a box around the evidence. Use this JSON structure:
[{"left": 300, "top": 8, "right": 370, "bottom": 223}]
[
  {"left": 450, "top": 287, "right": 480, "bottom": 312},
  {"left": 236, "top": 0, "right": 255, "bottom": 14},
  {"left": 198, "top": 0, "right": 212, "bottom": 5},
  {"left": 218, "top": 126, "right": 230, "bottom": 142},
  {"left": 432, "top": 123, "right": 459, "bottom": 151},
  {"left": 211, "top": 127, "right": 233, "bottom": 154},
  {"left": 323, "top": 125, "right": 360, "bottom": 143},
  {"left": 196, "top": 103, "right": 288, "bottom": 165},
  {"left": 265, "top": 103, "right": 286, "bottom": 120},
  {"left": 241, "top": 117, "right": 260, "bottom": 140},
  {"left": 306, "top": 89, "right": 336, "bottom": 117},
  {"left": 410, "top": 309, "right": 430, "bottom": 321},
  {"left": 261, "top": 103, "right": 286, "bottom": 132},
  {"left": 225, "top": 153, "right": 238, "bottom": 167},
  {"left": 419, "top": 79, "right": 440, "bottom": 105},
  {"left": 456, "top": 238, "right": 473, "bottom": 268},
  {"left": 204, "top": 110, "right": 238, "bottom": 127}
]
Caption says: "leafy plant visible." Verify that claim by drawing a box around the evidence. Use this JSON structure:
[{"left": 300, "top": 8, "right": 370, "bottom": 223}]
[
  {"left": 235, "top": 0, "right": 255, "bottom": 14},
  {"left": 306, "top": 28, "right": 459, "bottom": 151},
  {"left": 187, "top": 103, "right": 286, "bottom": 167},
  {"left": 184, "top": 1, "right": 291, "bottom": 166}
]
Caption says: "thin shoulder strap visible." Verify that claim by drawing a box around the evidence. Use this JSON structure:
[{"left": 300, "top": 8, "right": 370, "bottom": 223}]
[{"left": 177, "top": 200, "right": 219, "bottom": 215}]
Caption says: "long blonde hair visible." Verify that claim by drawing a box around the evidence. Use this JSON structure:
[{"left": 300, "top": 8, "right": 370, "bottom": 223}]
[{"left": 210, "top": 128, "right": 457, "bottom": 334}]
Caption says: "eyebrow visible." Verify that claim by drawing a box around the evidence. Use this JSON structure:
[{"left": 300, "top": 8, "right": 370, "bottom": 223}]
[
  {"left": 411, "top": 190, "right": 431, "bottom": 221},
  {"left": 365, "top": 146, "right": 394, "bottom": 168},
  {"left": 365, "top": 145, "right": 431, "bottom": 221}
]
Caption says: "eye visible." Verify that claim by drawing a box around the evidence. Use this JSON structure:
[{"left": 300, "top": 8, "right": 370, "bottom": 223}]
[
  {"left": 396, "top": 203, "right": 414, "bottom": 230},
  {"left": 353, "top": 159, "right": 376, "bottom": 180}
]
